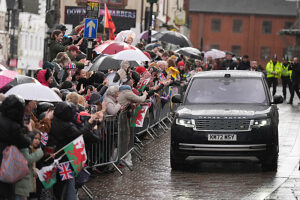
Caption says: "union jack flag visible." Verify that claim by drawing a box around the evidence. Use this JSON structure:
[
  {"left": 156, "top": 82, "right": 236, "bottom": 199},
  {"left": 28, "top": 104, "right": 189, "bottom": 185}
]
[
  {"left": 58, "top": 162, "right": 74, "bottom": 181},
  {"left": 40, "top": 132, "right": 48, "bottom": 147}
]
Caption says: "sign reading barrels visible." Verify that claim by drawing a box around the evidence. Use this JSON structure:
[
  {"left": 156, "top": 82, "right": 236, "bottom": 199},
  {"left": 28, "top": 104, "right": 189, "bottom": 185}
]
[{"left": 65, "top": 6, "right": 136, "bottom": 33}]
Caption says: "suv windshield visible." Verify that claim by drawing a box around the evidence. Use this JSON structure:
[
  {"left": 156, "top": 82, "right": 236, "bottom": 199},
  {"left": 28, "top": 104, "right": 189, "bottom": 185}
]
[{"left": 185, "top": 77, "right": 267, "bottom": 105}]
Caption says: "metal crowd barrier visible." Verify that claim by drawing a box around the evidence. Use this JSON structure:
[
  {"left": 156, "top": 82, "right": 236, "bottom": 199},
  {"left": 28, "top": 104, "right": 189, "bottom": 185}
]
[
  {"left": 86, "top": 115, "right": 123, "bottom": 174},
  {"left": 85, "top": 85, "right": 174, "bottom": 174}
]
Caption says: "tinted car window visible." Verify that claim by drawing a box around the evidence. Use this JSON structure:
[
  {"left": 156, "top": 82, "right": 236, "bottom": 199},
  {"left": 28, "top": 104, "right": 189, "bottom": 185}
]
[{"left": 186, "top": 77, "right": 267, "bottom": 105}]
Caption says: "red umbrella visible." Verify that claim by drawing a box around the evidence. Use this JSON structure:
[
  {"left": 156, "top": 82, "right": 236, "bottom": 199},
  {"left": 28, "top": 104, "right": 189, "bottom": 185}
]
[
  {"left": 0, "top": 70, "right": 17, "bottom": 89},
  {"left": 94, "top": 40, "right": 137, "bottom": 55}
]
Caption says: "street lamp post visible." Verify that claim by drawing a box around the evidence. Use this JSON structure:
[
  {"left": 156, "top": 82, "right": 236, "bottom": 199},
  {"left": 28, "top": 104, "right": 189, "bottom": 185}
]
[{"left": 147, "top": 0, "right": 157, "bottom": 44}]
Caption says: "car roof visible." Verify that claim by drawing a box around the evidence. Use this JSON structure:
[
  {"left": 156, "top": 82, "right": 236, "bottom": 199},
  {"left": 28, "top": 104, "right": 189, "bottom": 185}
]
[{"left": 192, "top": 70, "right": 264, "bottom": 78}]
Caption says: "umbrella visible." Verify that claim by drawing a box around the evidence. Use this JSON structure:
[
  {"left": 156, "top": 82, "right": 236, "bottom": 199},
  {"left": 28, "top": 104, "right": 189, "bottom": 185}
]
[
  {"left": 152, "top": 31, "right": 193, "bottom": 47},
  {"left": 89, "top": 55, "right": 140, "bottom": 71},
  {"left": 115, "top": 30, "right": 136, "bottom": 43},
  {"left": 5, "top": 83, "right": 62, "bottom": 102},
  {"left": 112, "top": 49, "right": 150, "bottom": 62},
  {"left": 175, "top": 47, "right": 202, "bottom": 59},
  {"left": 0, "top": 70, "right": 18, "bottom": 89},
  {"left": 205, "top": 49, "right": 226, "bottom": 60},
  {"left": 0, "top": 75, "right": 41, "bottom": 93},
  {"left": 0, "top": 64, "right": 7, "bottom": 71},
  {"left": 139, "top": 30, "right": 158, "bottom": 41},
  {"left": 10, "top": 75, "right": 41, "bottom": 86},
  {"left": 94, "top": 41, "right": 137, "bottom": 55}
]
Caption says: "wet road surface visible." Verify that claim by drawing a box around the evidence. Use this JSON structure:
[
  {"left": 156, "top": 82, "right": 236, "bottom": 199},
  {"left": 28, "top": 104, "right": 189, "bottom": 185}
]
[{"left": 82, "top": 98, "right": 300, "bottom": 200}]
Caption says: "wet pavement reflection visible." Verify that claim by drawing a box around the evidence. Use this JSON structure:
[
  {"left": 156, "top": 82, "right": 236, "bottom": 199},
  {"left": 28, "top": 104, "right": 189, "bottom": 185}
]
[{"left": 82, "top": 101, "right": 300, "bottom": 200}]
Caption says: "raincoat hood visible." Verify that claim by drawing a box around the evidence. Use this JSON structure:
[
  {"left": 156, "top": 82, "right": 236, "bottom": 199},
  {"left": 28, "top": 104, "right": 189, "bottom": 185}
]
[{"left": 54, "top": 101, "right": 75, "bottom": 122}]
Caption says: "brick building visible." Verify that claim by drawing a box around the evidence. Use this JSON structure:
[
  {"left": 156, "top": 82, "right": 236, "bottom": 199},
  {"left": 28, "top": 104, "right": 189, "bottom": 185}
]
[{"left": 188, "top": 0, "right": 297, "bottom": 66}]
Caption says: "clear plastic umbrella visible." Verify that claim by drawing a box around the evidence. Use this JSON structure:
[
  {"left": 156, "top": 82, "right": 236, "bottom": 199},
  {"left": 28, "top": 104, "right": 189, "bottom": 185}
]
[
  {"left": 204, "top": 49, "right": 226, "bottom": 60},
  {"left": 5, "top": 83, "right": 62, "bottom": 102},
  {"left": 115, "top": 30, "right": 136, "bottom": 43},
  {"left": 112, "top": 49, "right": 150, "bottom": 61}
]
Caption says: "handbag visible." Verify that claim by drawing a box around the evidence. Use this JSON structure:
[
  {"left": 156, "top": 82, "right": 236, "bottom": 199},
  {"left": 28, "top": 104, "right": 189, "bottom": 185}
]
[{"left": 0, "top": 145, "right": 30, "bottom": 183}]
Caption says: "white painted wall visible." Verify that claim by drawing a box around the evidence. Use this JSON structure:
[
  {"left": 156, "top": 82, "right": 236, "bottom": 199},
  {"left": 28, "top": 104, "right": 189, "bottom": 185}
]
[{"left": 17, "top": 12, "right": 46, "bottom": 73}]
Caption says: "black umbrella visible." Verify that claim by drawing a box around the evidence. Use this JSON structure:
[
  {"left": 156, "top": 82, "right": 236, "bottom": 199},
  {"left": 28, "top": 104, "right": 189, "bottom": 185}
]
[
  {"left": 175, "top": 47, "right": 202, "bottom": 59},
  {"left": 89, "top": 55, "right": 140, "bottom": 71},
  {"left": 152, "top": 31, "right": 193, "bottom": 47}
]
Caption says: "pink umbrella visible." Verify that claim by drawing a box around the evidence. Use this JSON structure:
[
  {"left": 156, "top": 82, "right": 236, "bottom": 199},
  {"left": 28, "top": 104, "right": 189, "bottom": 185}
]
[
  {"left": 0, "top": 70, "right": 17, "bottom": 89},
  {"left": 94, "top": 40, "right": 137, "bottom": 55}
]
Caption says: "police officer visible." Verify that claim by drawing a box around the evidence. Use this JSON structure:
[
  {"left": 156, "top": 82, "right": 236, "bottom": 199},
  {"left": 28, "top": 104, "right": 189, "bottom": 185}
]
[
  {"left": 289, "top": 57, "right": 300, "bottom": 104},
  {"left": 281, "top": 57, "right": 293, "bottom": 101},
  {"left": 266, "top": 55, "right": 281, "bottom": 96}
]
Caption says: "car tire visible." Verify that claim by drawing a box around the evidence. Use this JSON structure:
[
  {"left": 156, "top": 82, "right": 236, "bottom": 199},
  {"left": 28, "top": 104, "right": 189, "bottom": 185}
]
[
  {"left": 261, "top": 146, "right": 278, "bottom": 171},
  {"left": 170, "top": 147, "right": 185, "bottom": 170}
]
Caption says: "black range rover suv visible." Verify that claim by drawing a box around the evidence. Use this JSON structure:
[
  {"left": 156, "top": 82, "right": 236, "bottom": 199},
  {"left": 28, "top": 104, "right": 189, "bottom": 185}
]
[{"left": 171, "top": 71, "right": 283, "bottom": 171}]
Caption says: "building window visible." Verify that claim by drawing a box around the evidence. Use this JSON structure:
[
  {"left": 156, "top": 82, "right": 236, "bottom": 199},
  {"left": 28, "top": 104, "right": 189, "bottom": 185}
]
[
  {"left": 262, "top": 21, "right": 272, "bottom": 34},
  {"left": 210, "top": 44, "right": 219, "bottom": 50},
  {"left": 232, "top": 45, "right": 241, "bottom": 57},
  {"left": 284, "top": 21, "right": 294, "bottom": 29},
  {"left": 211, "top": 19, "right": 221, "bottom": 32},
  {"left": 232, "top": 19, "right": 242, "bottom": 33},
  {"left": 261, "top": 47, "right": 271, "bottom": 60}
]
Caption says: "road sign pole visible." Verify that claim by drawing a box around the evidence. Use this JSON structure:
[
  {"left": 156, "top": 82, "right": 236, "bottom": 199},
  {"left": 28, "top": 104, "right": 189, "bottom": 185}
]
[
  {"left": 87, "top": 39, "right": 93, "bottom": 61},
  {"left": 85, "top": 1, "right": 99, "bottom": 61}
]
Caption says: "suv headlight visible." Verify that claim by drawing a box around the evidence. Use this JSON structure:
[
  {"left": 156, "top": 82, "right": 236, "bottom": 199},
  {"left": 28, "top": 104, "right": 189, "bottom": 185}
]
[
  {"left": 252, "top": 118, "right": 271, "bottom": 127},
  {"left": 176, "top": 118, "right": 195, "bottom": 128}
]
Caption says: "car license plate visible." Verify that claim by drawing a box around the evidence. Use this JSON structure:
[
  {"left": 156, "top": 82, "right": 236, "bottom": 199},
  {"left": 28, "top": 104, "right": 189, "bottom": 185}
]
[{"left": 208, "top": 134, "right": 237, "bottom": 141}]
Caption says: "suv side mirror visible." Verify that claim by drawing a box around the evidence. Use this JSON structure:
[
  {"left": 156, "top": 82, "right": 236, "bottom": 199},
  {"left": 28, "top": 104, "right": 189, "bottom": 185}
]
[
  {"left": 272, "top": 95, "right": 283, "bottom": 104},
  {"left": 172, "top": 94, "right": 182, "bottom": 103}
]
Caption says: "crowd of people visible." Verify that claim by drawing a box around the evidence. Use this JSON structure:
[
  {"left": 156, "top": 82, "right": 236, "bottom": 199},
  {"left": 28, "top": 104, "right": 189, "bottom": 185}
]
[{"left": 1, "top": 23, "right": 300, "bottom": 200}]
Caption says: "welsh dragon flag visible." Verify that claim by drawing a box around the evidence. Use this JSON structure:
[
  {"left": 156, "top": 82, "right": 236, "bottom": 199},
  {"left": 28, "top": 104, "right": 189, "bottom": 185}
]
[
  {"left": 37, "top": 164, "right": 57, "bottom": 189},
  {"left": 130, "top": 105, "right": 150, "bottom": 127},
  {"left": 64, "top": 135, "right": 87, "bottom": 175},
  {"left": 137, "top": 78, "right": 150, "bottom": 92}
]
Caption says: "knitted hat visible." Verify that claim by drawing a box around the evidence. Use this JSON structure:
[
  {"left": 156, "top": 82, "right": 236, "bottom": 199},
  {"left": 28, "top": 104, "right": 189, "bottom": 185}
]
[
  {"left": 152, "top": 44, "right": 158, "bottom": 49},
  {"left": 69, "top": 45, "right": 80, "bottom": 53},
  {"left": 135, "top": 66, "right": 146, "bottom": 75},
  {"left": 177, "top": 61, "right": 185, "bottom": 67},
  {"left": 66, "top": 63, "right": 76, "bottom": 69}
]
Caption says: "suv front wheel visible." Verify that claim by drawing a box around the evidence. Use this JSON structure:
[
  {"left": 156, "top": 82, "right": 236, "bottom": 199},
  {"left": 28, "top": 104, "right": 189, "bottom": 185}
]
[
  {"left": 261, "top": 145, "right": 279, "bottom": 171},
  {"left": 170, "top": 146, "right": 186, "bottom": 170}
]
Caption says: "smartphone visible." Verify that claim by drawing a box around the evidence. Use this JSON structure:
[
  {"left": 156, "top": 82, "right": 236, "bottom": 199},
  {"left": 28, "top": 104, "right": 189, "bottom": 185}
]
[
  {"left": 91, "top": 105, "right": 97, "bottom": 114},
  {"left": 24, "top": 115, "right": 30, "bottom": 125}
]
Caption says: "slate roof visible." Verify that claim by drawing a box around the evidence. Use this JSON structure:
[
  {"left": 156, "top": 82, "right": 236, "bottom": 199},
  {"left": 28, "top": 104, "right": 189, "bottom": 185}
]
[{"left": 189, "top": 0, "right": 297, "bottom": 17}]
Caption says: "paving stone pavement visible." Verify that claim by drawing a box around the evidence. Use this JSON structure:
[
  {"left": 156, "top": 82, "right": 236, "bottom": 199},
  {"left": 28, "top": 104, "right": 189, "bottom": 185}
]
[{"left": 80, "top": 95, "right": 300, "bottom": 200}]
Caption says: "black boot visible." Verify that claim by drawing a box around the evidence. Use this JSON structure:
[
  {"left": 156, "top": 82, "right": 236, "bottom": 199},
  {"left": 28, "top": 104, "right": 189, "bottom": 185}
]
[{"left": 287, "top": 99, "right": 293, "bottom": 104}]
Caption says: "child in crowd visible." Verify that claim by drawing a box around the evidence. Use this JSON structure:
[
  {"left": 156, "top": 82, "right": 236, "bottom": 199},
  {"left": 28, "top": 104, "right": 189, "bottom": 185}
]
[{"left": 14, "top": 129, "right": 44, "bottom": 200}]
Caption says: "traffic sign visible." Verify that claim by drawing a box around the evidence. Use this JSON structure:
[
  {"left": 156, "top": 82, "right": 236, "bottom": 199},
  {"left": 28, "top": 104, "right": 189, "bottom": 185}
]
[
  {"left": 84, "top": 18, "right": 98, "bottom": 39},
  {"left": 86, "top": 2, "right": 99, "bottom": 18}
]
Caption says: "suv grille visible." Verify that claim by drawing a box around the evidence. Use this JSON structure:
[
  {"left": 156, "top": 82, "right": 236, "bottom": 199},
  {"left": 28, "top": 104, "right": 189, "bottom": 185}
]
[{"left": 195, "top": 119, "right": 251, "bottom": 131}]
